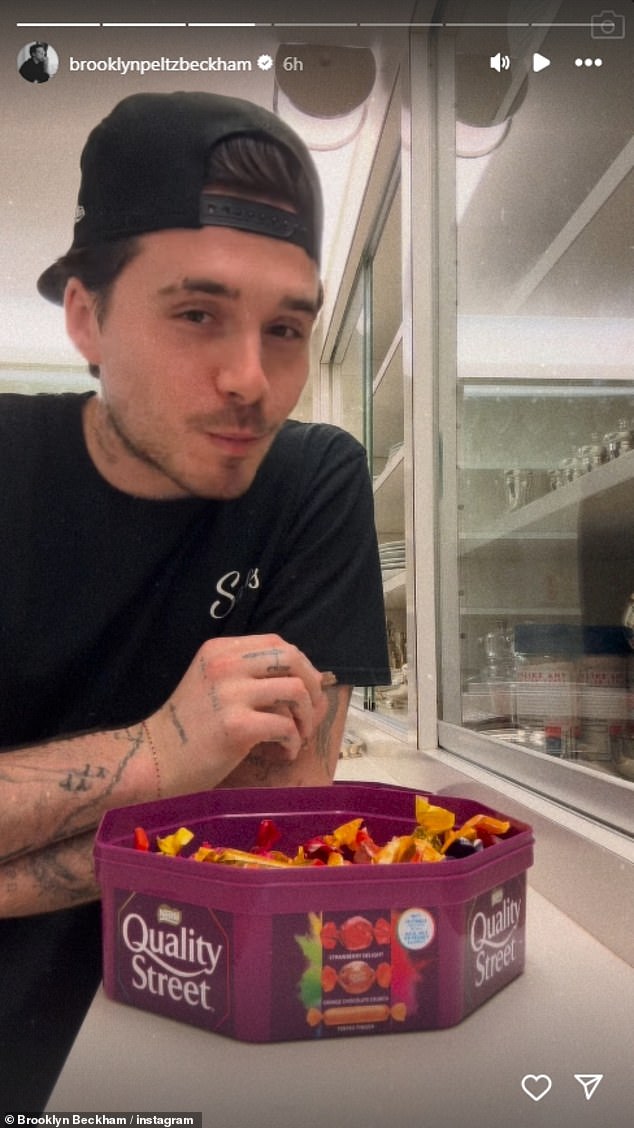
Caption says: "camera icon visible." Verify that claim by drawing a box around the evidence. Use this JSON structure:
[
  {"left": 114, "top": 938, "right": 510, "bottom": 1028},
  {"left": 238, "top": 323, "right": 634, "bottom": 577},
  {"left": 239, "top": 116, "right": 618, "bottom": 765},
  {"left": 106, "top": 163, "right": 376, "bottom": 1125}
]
[{"left": 591, "top": 9, "right": 625, "bottom": 38}]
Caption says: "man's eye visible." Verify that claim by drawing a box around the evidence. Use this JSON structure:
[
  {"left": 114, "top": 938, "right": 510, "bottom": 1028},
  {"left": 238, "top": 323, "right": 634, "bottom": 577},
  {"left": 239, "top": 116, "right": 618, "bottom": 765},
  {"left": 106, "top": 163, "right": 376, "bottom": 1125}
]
[
  {"left": 180, "top": 309, "right": 210, "bottom": 324},
  {"left": 268, "top": 324, "right": 303, "bottom": 341}
]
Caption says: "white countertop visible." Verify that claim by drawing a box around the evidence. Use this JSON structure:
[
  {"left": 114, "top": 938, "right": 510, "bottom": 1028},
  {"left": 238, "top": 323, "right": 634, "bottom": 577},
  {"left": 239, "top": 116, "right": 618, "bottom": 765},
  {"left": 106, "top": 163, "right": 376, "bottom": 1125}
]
[
  {"left": 47, "top": 749, "right": 634, "bottom": 1127},
  {"left": 47, "top": 889, "right": 632, "bottom": 1126}
]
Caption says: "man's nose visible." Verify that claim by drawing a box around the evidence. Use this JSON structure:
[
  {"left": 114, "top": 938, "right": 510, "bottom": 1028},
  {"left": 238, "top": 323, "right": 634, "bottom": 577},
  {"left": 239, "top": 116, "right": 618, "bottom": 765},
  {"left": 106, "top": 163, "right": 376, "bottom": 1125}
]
[{"left": 213, "top": 333, "right": 269, "bottom": 402}]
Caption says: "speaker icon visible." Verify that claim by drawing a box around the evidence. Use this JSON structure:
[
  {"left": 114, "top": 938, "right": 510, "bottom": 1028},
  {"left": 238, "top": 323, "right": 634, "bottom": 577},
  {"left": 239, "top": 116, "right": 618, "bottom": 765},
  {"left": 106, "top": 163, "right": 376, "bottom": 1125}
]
[{"left": 490, "top": 52, "right": 511, "bottom": 71}]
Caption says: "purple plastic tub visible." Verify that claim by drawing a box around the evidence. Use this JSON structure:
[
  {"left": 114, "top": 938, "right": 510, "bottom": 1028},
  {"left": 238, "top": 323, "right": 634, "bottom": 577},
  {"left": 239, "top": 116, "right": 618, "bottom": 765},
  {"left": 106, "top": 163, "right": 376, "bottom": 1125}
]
[{"left": 94, "top": 782, "right": 533, "bottom": 1041}]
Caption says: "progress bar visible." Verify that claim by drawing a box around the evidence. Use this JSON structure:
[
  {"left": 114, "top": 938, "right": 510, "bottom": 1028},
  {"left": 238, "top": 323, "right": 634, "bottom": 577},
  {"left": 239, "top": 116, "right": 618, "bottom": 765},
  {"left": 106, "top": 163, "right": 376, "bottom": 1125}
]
[{"left": 15, "top": 21, "right": 604, "bottom": 29}]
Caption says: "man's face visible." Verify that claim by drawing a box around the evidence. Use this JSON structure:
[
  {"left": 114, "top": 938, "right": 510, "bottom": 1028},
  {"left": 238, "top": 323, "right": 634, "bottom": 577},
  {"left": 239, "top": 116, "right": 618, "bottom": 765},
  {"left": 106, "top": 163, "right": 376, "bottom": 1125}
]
[
  {"left": 70, "top": 225, "right": 321, "bottom": 499},
  {"left": 33, "top": 46, "right": 46, "bottom": 61}
]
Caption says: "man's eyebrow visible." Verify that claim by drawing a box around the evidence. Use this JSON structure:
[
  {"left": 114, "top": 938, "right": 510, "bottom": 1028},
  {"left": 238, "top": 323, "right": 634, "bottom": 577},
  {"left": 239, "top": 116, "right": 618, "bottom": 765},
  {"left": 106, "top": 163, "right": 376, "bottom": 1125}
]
[
  {"left": 157, "top": 278, "right": 239, "bottom": 300},
  {"left": 281, "top": 295, "right": 320, "bottom": 317},
  {"left": 157, "top": 277, "right": 320, "bottom": 317}
]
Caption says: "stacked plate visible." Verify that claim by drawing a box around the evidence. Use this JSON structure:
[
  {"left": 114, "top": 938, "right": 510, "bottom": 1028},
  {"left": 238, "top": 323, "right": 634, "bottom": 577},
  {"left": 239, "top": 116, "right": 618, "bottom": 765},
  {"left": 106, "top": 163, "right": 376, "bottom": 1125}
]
[{"left": 379, "top": 540, "right": 406, "bottom": 577}]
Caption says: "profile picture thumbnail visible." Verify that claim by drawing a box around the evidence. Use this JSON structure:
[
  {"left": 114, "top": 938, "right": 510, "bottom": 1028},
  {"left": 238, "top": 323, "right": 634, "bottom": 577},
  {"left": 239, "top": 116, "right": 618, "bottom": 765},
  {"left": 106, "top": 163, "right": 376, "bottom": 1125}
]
[{"left": 17, "top": 41, "right": 59, "bottom": 84}]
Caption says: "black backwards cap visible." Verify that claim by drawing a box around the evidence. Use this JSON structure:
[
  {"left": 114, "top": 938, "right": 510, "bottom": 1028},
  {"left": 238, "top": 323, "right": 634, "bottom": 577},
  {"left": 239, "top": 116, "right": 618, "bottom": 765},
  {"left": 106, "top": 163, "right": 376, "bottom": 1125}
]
[{"left": 37, "top": 91, "right": 323, "bottom": 304}]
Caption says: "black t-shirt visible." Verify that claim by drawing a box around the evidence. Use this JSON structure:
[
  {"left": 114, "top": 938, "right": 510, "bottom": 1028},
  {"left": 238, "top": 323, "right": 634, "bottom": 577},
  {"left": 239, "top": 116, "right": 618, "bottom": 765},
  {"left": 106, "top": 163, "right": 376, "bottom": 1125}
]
[
  {"left": 19, "top": 57, "right": 50, "bottom": 83},
  {"left": 0, "top": 391, "right": 390, "bottom": 1108},
  {"left": 0, "top": 391, "right": 389, "bottom": 745}
]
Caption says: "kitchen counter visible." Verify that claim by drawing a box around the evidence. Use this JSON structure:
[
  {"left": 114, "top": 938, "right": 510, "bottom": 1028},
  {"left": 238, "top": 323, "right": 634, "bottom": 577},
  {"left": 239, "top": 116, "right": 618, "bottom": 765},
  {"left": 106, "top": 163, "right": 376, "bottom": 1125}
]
[{"left": 47, "top": 749, "right": 633, "bottom": 1127}]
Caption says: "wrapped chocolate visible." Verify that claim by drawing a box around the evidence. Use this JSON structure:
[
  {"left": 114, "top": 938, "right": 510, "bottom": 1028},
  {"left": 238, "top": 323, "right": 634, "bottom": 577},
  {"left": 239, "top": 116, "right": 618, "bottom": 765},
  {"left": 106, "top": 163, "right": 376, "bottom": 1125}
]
[{"left": 135, "top": 795, "right": 510, "bottom": 867}]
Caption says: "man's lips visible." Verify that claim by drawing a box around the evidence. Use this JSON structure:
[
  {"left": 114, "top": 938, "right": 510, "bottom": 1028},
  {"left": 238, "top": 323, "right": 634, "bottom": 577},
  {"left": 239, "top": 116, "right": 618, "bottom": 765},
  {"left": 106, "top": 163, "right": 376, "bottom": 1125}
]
[{"left": 204, "top": 430, "right": 270, "bottom": 455}]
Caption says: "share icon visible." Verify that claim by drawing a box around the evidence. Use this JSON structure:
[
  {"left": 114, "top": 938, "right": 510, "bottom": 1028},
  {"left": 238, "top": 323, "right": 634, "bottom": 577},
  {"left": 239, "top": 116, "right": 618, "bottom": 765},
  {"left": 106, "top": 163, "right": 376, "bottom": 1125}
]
[{"left": 574, "top": 1074, "right": 604, "bottom": 1101}]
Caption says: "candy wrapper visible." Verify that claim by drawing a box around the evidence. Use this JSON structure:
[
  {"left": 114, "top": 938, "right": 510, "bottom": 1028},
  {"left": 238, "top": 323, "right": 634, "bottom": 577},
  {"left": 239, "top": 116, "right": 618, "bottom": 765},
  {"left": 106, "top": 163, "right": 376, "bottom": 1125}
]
[{"left": 134, "top": 796, "right": 510, "bottom": 866}]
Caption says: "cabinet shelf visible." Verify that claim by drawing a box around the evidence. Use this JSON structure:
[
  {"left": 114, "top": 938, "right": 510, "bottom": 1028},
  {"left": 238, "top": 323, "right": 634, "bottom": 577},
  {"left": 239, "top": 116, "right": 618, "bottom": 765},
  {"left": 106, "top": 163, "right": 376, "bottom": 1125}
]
[
  {"left": 374, "top": 444, "right": 404, "bottom": 493},
  {"left": 383, "top": 569, "right": 406, "bottom": 595},
  {"left": 373, "top": 329, "right": 404, "bottom": 472},
  {"left": 383, "top": 570, "right": 406, "bottom": 613},
  {"left": 461, "top": 450, "right": 634, "bottom": 553},
  {"left": 373, "top": 325, "right": 403, "bottom": 395},
  {"left": 460, "top": 606, "right": 579, "bottom": 618},
  {"left": 373, "top": 447, "right": 405, "bottom": 537}
]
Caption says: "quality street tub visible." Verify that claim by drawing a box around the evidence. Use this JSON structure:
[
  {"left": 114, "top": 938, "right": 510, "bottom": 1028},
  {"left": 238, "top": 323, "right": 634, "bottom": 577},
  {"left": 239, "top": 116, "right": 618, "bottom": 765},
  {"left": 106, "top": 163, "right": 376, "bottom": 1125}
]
[{"left": 94, "top": 782, "right": 533, "bottom": 1041}]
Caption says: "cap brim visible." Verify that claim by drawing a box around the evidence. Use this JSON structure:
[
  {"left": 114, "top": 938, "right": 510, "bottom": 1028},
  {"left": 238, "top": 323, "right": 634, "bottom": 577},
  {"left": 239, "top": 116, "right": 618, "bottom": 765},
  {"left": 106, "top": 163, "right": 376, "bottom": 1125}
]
[{"left": 37, "top": 260, "right": 69, "bottom": 305}]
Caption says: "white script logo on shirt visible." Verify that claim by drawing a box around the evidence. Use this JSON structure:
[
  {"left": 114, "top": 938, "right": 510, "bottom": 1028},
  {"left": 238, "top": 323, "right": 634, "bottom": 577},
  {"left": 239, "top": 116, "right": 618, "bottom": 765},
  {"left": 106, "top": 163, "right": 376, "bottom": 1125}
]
[{"left": 210, "top": 568, "right": 261, "bottom": 620}]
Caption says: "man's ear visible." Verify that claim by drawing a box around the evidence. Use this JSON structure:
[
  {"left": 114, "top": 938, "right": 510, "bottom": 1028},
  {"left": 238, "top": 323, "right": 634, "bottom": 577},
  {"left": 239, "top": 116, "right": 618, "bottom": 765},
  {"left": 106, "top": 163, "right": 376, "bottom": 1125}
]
[{"left": 64, "top": 278, "right": 102, "bottom": 367}]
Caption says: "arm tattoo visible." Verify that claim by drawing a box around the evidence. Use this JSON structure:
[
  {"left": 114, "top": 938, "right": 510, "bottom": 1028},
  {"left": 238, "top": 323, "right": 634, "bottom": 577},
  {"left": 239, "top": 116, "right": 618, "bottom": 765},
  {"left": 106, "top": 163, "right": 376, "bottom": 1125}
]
[
  {"left": 168, "top": 702, "right": 188, "bottom": 746},
  {"left": 59, "top": 764, "right": 108, "bottom": 793},
  {"left": 57, "top": 724, "right": 145, "bottom": 836},
  {"left": 29, "top": 833, "right": 99, "bottom": 907},
  {"left": 0, "top": 725, "right": 146, "bottom": 865},
  {"left": 241, "top": 746, "right": 288, "bottom": 783},
  {"left": 316, "top": 687, "right": 340, "bottom": 764}
]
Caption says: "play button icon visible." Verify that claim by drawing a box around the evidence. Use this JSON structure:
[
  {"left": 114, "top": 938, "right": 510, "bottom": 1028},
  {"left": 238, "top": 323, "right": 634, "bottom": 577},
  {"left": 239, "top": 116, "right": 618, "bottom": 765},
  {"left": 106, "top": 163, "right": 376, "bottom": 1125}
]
[{"left": 533, "top": 52, "right": 551, "bottom": 72}]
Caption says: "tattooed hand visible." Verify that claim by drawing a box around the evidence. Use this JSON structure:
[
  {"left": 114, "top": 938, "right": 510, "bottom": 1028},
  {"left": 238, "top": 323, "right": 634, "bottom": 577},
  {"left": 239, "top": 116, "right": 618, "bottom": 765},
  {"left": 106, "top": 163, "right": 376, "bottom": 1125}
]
[
  {"left": 147, "top": 633, "right": 337, "bottom": 795},
  {"left": 0, "top": 635, "right": 347, "bottom": 916}
]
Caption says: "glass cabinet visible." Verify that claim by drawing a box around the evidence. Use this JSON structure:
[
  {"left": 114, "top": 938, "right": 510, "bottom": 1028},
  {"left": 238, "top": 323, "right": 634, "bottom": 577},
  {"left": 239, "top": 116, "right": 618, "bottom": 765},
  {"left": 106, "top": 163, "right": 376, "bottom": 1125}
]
[
  {"left": 457, "top": 379, "right": 634, "bottom": 764},
  {"left": 433, "top": 8, "right": 634, "bottom": 827},
  {"left": 317, "top": 8, "right": 631, "bottom": 835}
]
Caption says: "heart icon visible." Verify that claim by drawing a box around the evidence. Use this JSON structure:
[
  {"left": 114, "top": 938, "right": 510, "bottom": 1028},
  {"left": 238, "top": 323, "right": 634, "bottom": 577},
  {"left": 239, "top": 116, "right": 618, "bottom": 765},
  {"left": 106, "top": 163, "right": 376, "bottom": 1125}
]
[{"left": 521, "top": 1074, "right": 553, "bottom": 1102}]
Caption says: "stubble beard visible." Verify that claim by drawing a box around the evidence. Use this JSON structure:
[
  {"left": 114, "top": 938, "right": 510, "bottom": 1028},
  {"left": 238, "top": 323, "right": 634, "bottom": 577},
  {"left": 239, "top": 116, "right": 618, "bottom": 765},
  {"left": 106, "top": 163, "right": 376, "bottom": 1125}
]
[{"left": 95, "top": 396, "right": 277, "bottom": 500}]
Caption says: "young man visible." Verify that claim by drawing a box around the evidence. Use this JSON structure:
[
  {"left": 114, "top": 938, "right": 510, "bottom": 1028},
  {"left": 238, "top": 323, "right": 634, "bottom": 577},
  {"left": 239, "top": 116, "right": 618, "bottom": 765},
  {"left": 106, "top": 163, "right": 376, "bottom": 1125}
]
[
  {"left": 0, "top": 91, "right": 389, "bottom": 1107},
  {"left": 18, "top": 41, "right": 50, "bottom": 83}
]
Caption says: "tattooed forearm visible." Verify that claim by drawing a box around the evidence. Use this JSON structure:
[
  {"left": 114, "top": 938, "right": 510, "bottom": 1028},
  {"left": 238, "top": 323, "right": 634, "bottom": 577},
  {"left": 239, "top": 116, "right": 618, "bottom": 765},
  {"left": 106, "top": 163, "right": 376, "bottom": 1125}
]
[
  {"left": 52, "top": 726, "right": 143, "bottom": 843},
  {"left": 0, "top": 723, "right": 152, "bottom": 874},
  {"left": 30, "top": 834, "right": 99, "bottom": 906},
  {"left": 3, "top": 830, "right": 99, "bottom": 916}
]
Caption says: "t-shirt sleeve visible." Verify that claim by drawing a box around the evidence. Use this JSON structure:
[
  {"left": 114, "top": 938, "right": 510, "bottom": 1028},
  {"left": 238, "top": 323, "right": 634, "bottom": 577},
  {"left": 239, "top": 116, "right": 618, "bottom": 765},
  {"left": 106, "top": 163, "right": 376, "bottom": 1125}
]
[{"left": 246, "top": 425, "right": 391, "bottom": 686}]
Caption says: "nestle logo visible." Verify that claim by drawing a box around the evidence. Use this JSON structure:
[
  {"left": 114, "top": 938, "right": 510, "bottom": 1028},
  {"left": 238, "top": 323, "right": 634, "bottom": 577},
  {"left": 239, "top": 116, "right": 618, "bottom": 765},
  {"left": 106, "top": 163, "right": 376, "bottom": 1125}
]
[{"left": 157, "top": 903, "right": 182, "bottom": 926}]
